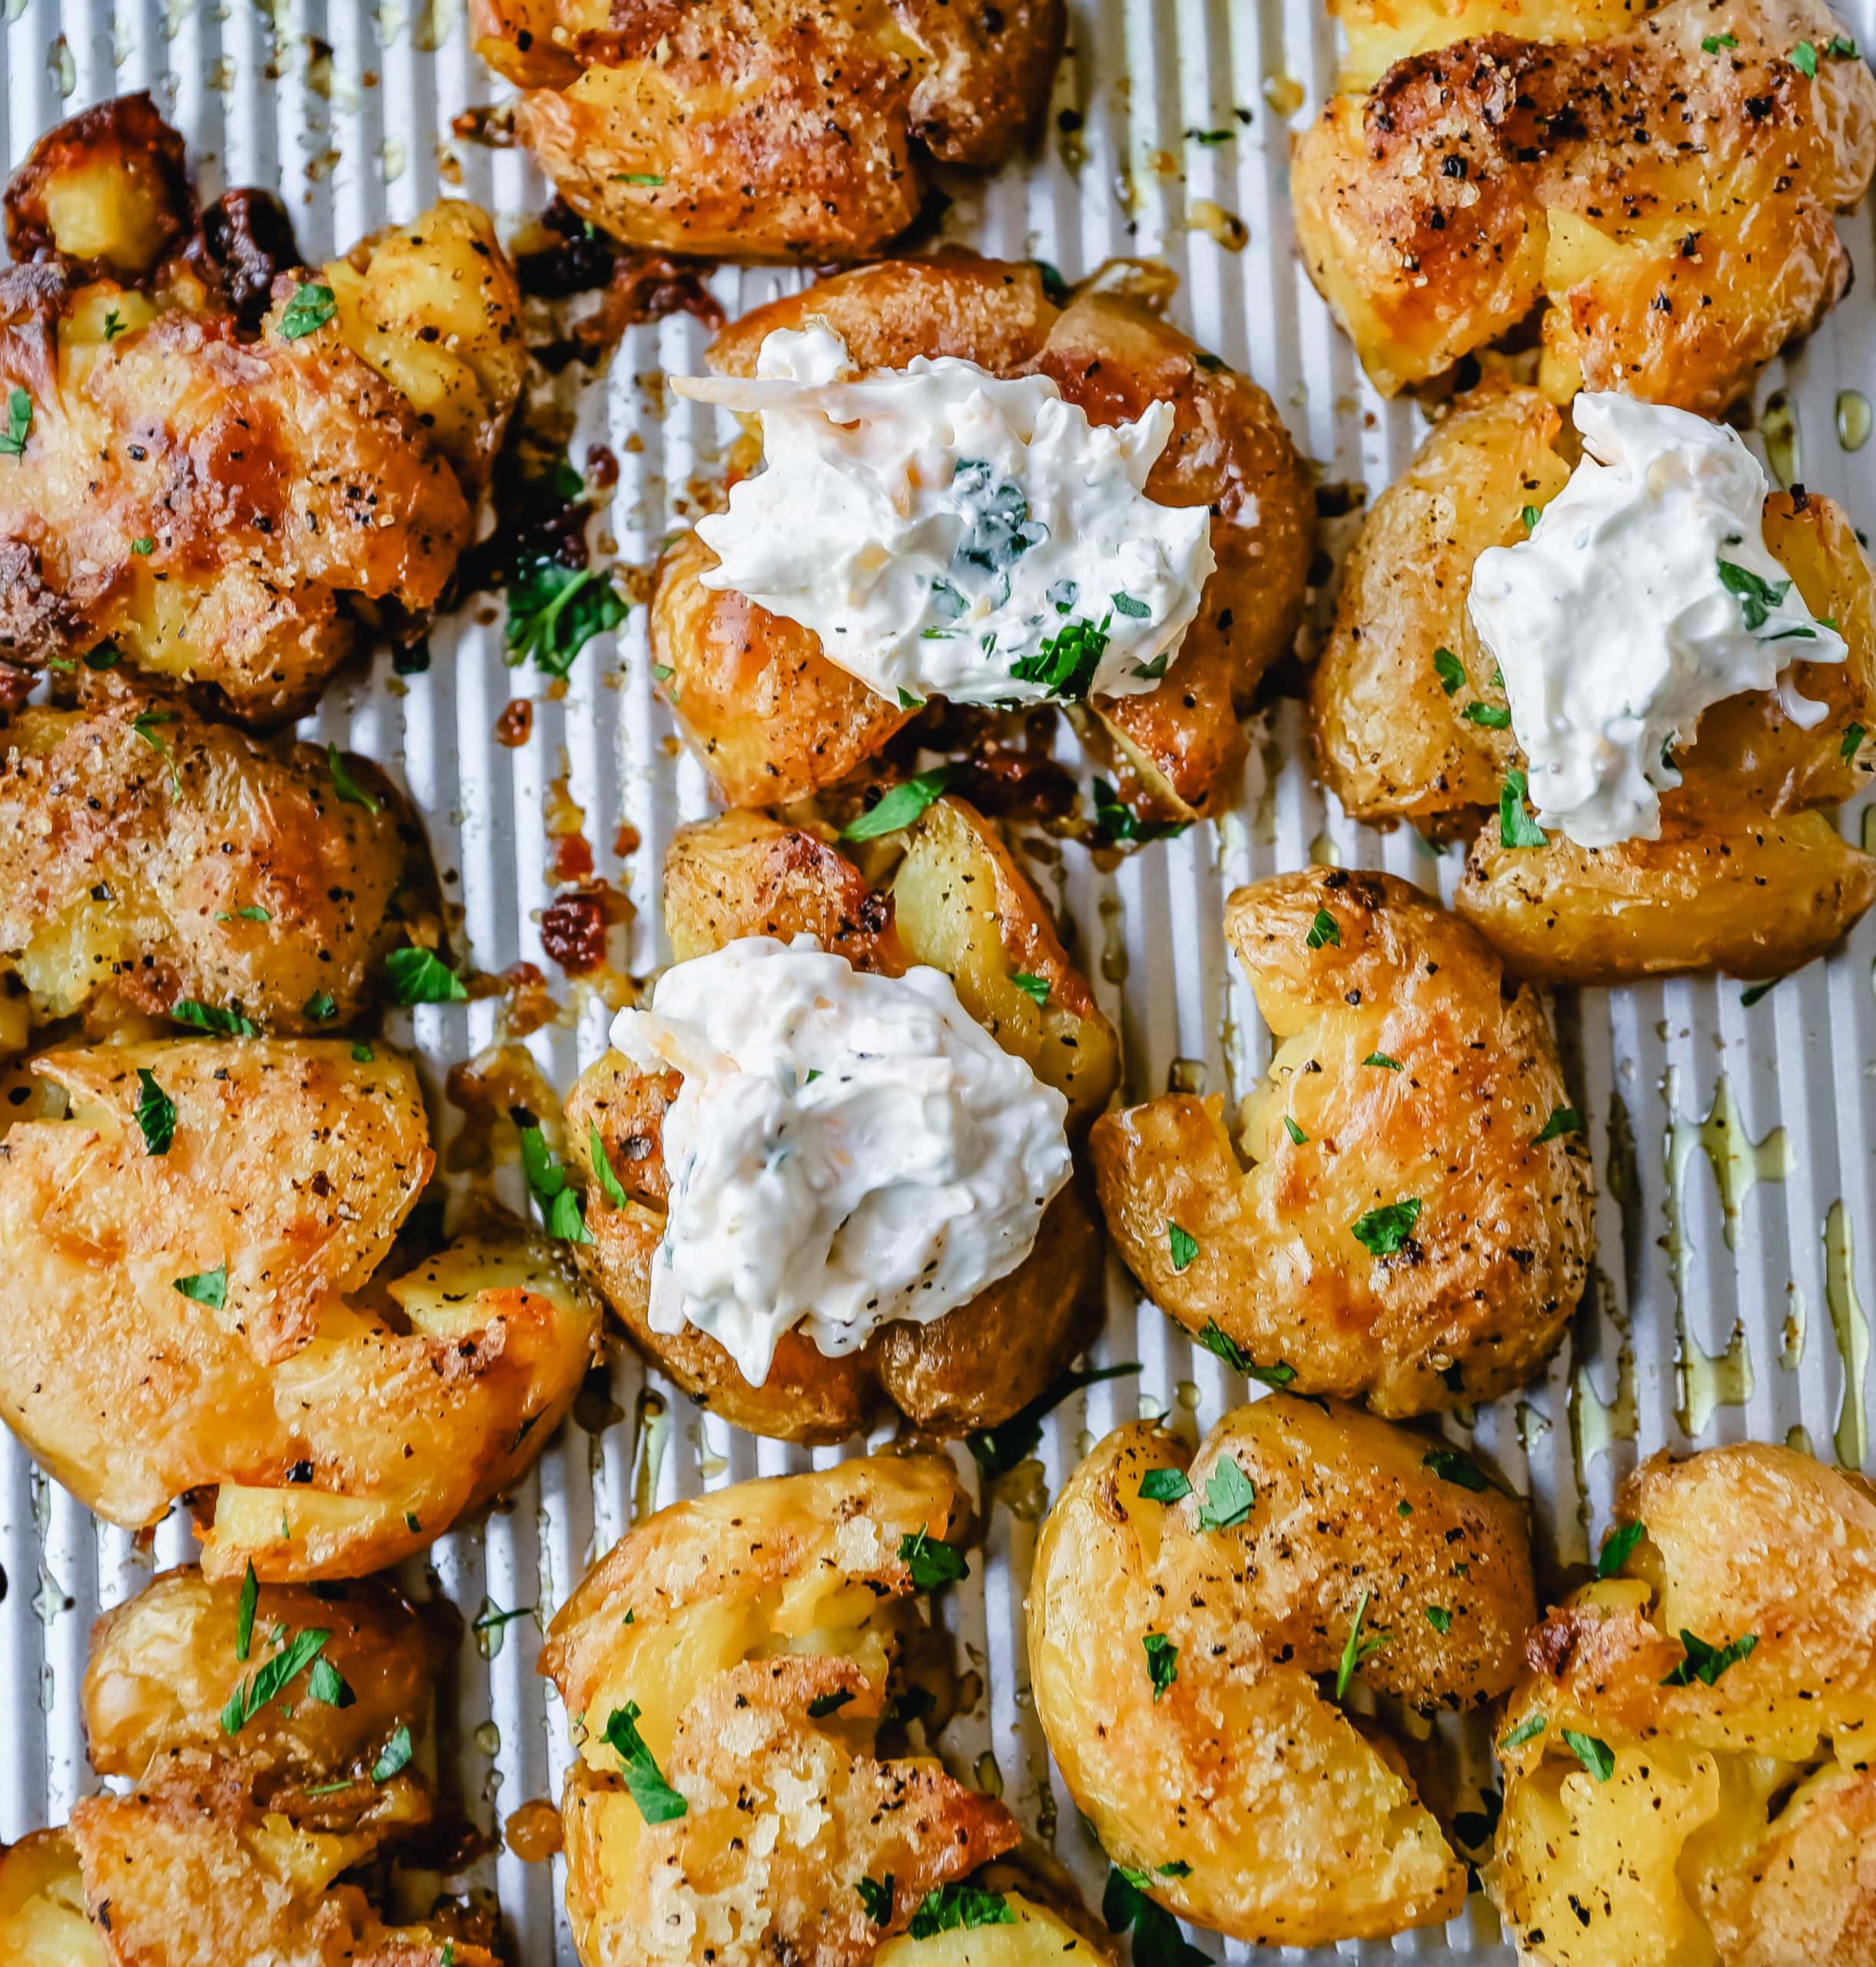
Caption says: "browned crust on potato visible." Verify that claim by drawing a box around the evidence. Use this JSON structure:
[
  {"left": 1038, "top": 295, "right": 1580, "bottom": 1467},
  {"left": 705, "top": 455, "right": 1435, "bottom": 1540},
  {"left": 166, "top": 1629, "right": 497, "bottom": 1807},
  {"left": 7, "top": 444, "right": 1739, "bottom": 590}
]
[{"left": 4, "top": 91, "right": 192, "bottom": 276}]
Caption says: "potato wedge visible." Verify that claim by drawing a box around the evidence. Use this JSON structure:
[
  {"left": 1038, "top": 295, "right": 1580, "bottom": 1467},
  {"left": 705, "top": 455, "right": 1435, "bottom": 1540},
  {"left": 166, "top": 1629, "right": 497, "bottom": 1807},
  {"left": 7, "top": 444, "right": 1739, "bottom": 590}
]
[
  {"left": 1092, "top": 870, "right": 1591, "bottom": 1415},
  {"left": 540, "top": 1453, "right": 1050, "bottom": 1967},
  {"left": 0, "top": 673, "right": 436, "bottom": 1035},
  {"left": 0, "top": 1040, "right": 598, "bottom": 1578},
  {"left": 1293, "top": 0, "right": 1876, "bottom": 411},
  {"left": 566, "top": 798, "right": 1114, "bottom": 1442},
  {"left": 1028, "top": 1398, "right": 1536, "bottom": 1948},
  {"left": 1489, "top": 1444, "right": 1876, "bottom": 1965},
  {"left": 652, "top": 256, "right": 1313, "bottom": 826}
]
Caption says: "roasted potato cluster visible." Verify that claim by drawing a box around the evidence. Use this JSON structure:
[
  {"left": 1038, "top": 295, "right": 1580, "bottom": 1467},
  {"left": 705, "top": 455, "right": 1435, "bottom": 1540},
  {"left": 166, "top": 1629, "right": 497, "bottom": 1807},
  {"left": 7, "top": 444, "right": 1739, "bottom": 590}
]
[
  {"left": 541, "top": 1452, "right": 1107, "bottom": 1967},
  {"left": 1092, "top": 868, "right": 1592, "bottom": 1415},
  {"left": 1311, "top": 383, "right": 1876, "bottom": 983},
  {"left": 652, "top": 254, "right": 1315, "bottom": 826},
  {"left": 0, "top": 1566, "right": 496, "bottom": 1967},
  {"left": 1488, "top": 1444, "right": 1876, "bottom": 1966},
  {"left": 0, "top": 671, "right": 439, "bottom": 1039},
  {"left": 0, "top": 1038, "right": 599, "bottom": 1578},
  {"left": 0, "top": 95, "right": 524, "bottom": 721},
  {"left": 472, "top": 0, "right": 1064, "bottom": 260},
  {"left": 1293, "top": 0, "right": 1876, "bottom": 411},
  {"left": 1028, "top": 1396, "right": 1536, "bottom": 1948},
  {"left": 565, "top": 797, "right": 1115, "bottom": 1441}
]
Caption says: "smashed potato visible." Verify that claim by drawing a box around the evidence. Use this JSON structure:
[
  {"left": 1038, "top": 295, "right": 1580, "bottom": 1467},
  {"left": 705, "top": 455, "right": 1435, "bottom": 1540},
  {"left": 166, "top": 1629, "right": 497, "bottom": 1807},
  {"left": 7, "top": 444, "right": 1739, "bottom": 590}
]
[
  {"left": 472, "top": 0, "right": 1064, "bottom": 260},
  {"left": 652, "top": 255, "right": 1313, "bottom": 825},
  {"left": 1028, "top": 1396, "right": 1536, "bottom": 1948},
  {"left": 0, "top": 96, "right": 523, "bottom": 721},
  {"left": 0, "top": 1565, "right": 496, "bottom": 1967},
  {"left": 0, "top": 1039, "right": 598, "bottom": 1578},
  {"left": 1310, "top": 383, "right": 1876, "bottom": 982},
  {"left": 1489, "top": 1444, "right": 1876, "bottom": 1966},
  {"left": 541, "top": 1452, "right": 1098, "bottom": 1967},
  {"left": 1293, "top": 0, "right": 1876, "bottom": 410},
  {"left": 565, "top": 798, "right": 1115, "bottom": 1442},
  {"left": 1091, "top": 869, "right": 1592, "bottom": 1415},
  {"left": 0, "top": 672, "right": 437, "bottom": 1036}
]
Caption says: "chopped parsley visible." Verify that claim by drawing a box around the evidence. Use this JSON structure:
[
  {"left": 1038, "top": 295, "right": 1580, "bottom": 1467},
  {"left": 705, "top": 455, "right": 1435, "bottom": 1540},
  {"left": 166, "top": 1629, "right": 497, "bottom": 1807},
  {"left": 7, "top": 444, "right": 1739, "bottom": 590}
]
[
  {"left": 1424, "top": 1604, "right": 1453, "bottom": 1634},
  {"left": 1363, "top": 1050, "right": 1403, "bottom": 1072},
  {"left": 1009, "top": 970, "right": 1051, "bottom": 1006},
  {"left": 505, "top": 559, "right": 628, "bottom": 677},
  {"left": 1334, "top": 1587, "right": 1389, "bottom": 1698},
  {"left": 842, "top": 768, "right": 951, "bottom": 841},
  {"left": 1422, "top": 1445, "right": 1489, "bottom": 1491},
  {"left": 898, "top": 1527, "right": 969, "bottom": 1591},
  {"left": 952, "top": 458, "right": 1044, "bottom": 579},
  {"left": 327, "top": 743, "right": 380, "bottom": 814},
  {"left": 221, "top": 1626, "right": 332, "bottom": 1733},
  {"left": 385, "top": 945, "right": 467, "bottom": 1004},
  {"left": 277, "top": 282, "right": 337, "bottom": 340},
  {"left": 518, "top": 1122, "right": 593, "bottom": 1246},
  {"left": 897, "top": 686, "right": 925, "bottom": 708},
  {"left": 1306, "top": 907, "right": 1340, "bottom": 950},
  {"left": 1521, "top": 504, "right": 1541, "bottom": 532},
  {"left": 964, "top": 1360, "right": 1137, "bottom": 1480},
  {"left": 173, "top": 996, "right": 257, "bottom": 1037},
  {"left": 1701, "top": 29, "right": 1738, "bottom": 49},
  {"left": 1352, "top": 1197, "right": 1421, "bottom": 1256},
  {"left": 0, "top": 386, "right": 30, "bottom": 457},
  {"left": 85, "top": 643, "right": 122, "bottom": 669},
  {"left": 1011, "top": 612, "right": 1111, "bottom": 701},
  {"left": 1194, "top": 1319, "right": 1295, "bottom": 1387},
  {"left": 1463, "top": 701, "right": 1512, "bottom": 729},
  {"left": 1562, "top": 1729, "right": 1615, "bottom": 1780},
  {"left": 1138, "top": 1468, "right": 1192, "bottom": 1504},
  {"left": 1828, "top": 32, "right": 1861, "bottom": 57},
  {"left": 1535, "top": 1104, "right": 1582, "bottom": 1145},
  {"left": 1167, "top": 1222, "right": 1199, "bottom": 1272},
  {"left": 1111, "top": 590, "right": 1151, "bottom": 618},
  {"left": 855, "top": 1876, "right": 894, "bottom": 1924},
  {"left": 134, "top": 1068, "right": 176, "bottom": 1156},
  {"left": 1660, "top": 1628, "right": 1757, "bottom": 1687},
  {"left": 1186, "top": 126, "right": 1235, "bottom": 144},
  {"left": 616, "top": 171, "right": 666, "bottom": 186},
  {"left": 1193, "top": 1455, "right": 1256, "bottom": 1533},
  {"left": 1499, "top": 1712, "right": 1546, "bottom": 1750},
  {"left": 303, "top": 991, "right": 337, "bottom": 1022},
  {"left": 1091, "top": 777, "right": 1190, "bottom": 845},
  {"left": 1102, "top": 1867, "right": 1212, "bottom": 1967},
  {"left": 371, "top": 1723, "right": 414, "bottom": 1782},
  {"left": 307, "top": 1656, "right": 354, "bottom": 1707},
  {"left": 235, "top": 1561, "right": 258, "bottom": 1660},
  {"left": 352, "top": 1042, "right": 375, "bottom": 1063},
  {"left": 131, "top": 536, "right": 154, "bottom": 556},
  {"left": 1595, "top": 1519, "right": 1645, "bottom": 1577},
  {"left": 1791, "top": 36, "right": 1819, "bottom": 74},
  {"left": 1500, "top": 770, "right": 1548, "bottom": 848},
  {"left": 1433, "top": 646, "right": 1466, "bottom": 695},
  {"left": 1716, "top": 557, "right": 1791, "bottom": 631},
  {"left": 603, "top": 1700, "right": 687, "bottom": 1822},
  {"left": 1844, "top": 723, "right": 1865, "bottom": 760},
  {"left": 1283, "top": 1115, "right": 1308, "bottom": 1145},
  {"left": 1142, "top": 1631, "right": 1178, "bottom": 1700},
  {"left": 908, "top": 1886, "right": 1014, "bottom": 1939},
  {"left": 173, "top": 1264, "right": 228, "bottom": 1309},
  {"left": 806, "top": 1688, "right": 854, "bottom": 1719},
  {"left": 589, "top": 1124, "right": 631, "bottom": 1209},
  {"left": 472, "top": 1604, "right": 538, "bottom": 1637}
]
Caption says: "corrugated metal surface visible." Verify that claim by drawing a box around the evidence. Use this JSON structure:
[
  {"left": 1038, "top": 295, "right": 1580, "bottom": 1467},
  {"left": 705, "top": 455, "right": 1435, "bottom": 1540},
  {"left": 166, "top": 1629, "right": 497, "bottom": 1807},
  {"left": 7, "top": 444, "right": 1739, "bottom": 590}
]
[{"left": 3, "top": 0, "right": 1875, "bottom": 1959}]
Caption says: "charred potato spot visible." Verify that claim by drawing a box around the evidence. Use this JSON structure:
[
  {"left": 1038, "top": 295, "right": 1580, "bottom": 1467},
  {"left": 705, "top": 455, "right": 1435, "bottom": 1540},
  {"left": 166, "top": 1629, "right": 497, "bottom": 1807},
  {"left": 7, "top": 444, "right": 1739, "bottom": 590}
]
[
  {"left": 566, "top": 800, "right": 1114, "bottom": 1443},
  {"left": 1293, "top": 0, "right": 1876, "bottom": 411},
  {"left": 0, "top": 673, "right": 437, "bottom": 1034},
  {"left": 1313, "top": 381, "right": 1876, "bottom": 982},
  {"left": 1092, "top": 869, "right": 1592, "bottom": 1415},
  {"left": 1028, "top": 1399, "right": 1536, "bottom": 1947},
  {"left": 473, "top": 0, "right": 1065, "bottom": 260},
  {"left": 1489, "top": 1445, "right": 1876, "bottom": 1965},
  {"left": 653, "top": 256, "right": 1313, "bottom": 824},
  {"left": 0, "top": 1039, "right": 599, "bottom": 1578},
  {"left": 540, "top": 1455, "right": 1051, "bottom": 1966}
]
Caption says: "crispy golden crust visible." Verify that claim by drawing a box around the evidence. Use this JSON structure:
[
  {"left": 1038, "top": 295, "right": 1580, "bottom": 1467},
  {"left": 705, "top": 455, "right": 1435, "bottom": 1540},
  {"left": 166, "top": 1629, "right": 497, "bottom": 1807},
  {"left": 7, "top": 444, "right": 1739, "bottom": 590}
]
[
  {"left": 1028, "top": 1400, "right": 1536, "bottom": 1947},
  {"left": 0, "top": 1039, "right": 599, "bottom": 1577},
  {"left": 1488, "top": 1445, "right": 1876, "bottom": 1966},
  {"left": 1091, "top": 869, "right": 1591, "bottom": 1415},
  {"left": 565, "top": 799, "right": 1114, "bottom": 1443},
  {"left": 476, "top": 0, "right": 1064, "bottom": 260},
  {"left": 652, "top": 257, "right": 1313, "bottom": 823},
  {"left": 1293, "top": 0, "right": 1876, "bottom": 410},
  {"left": 4, "top": 92, "right": 192, "bottom": 277},
  {"left": 0, "top": 674, "right": 433, "bottom": 1032}
]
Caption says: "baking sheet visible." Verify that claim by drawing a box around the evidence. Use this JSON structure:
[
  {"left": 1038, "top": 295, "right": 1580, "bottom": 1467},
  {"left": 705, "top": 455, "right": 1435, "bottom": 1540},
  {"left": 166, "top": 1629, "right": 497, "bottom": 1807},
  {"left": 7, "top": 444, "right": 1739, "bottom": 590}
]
[{"left": 4, "top": 0, "right": 1876, "bottom": 1959}]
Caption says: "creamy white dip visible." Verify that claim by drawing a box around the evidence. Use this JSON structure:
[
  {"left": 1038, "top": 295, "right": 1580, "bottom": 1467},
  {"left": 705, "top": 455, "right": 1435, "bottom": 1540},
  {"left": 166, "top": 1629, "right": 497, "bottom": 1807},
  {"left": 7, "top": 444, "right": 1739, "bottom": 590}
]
[
  {"left": 608, "top": 935, "right": 1072, "bottom": 1386},
  {"left": 1468, "top": 393, "right": 1846, "bottom": 849},
  {"left": 676, "top": 325, "right": 1216, "bottom": 709}
]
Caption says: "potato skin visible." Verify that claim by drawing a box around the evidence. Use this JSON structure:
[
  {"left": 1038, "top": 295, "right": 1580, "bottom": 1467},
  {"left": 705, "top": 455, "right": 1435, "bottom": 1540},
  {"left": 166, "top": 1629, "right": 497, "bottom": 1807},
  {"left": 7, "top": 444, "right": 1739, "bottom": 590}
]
[
  {"left": 1092, "top": 869, "right": 1591, "bottom": 1415},
  {"left": 1488, "top": 1445, "right": 1876, "bottom": 1966},
  {"left": 0, "top": 1039, "right": 599, "bottom": 1578},
  {"left": 540, "top": 1454, "right": 1028, "bottom": 1967},
  {"left": 1028, "top": 1398, "right": 1536, "bottom": 1948},
  {"left": 566, "top": 799, "right": 1114, "bottom": 1443},
  {"left": 652, "top": 256, "right": 1313, "bottom": 824},
  {"left": 475, "top": 0, "right": 1064, "bottom": 260},
  {"left": 1292, "top": 0, "right": 1876, "bottom": 410},
  {"left": 4, "top": 91, "right": 192, "bottom": 277},
  {"left": 0, "top": 673, "right": 434, "bottom": 1033}
]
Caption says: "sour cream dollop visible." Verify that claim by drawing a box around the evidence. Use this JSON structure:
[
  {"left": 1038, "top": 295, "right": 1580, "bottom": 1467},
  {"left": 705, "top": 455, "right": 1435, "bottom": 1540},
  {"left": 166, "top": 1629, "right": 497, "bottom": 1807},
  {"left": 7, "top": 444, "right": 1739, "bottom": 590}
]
[
  {"left": 1467, "top": 393, "right": 1846, "bottom": 849},
  {"left": 608, "top": 935, "right": 1073, "bottom": 1386},
  {"left": 676, "top": 324, "right": 1217, "bottom": 708}
]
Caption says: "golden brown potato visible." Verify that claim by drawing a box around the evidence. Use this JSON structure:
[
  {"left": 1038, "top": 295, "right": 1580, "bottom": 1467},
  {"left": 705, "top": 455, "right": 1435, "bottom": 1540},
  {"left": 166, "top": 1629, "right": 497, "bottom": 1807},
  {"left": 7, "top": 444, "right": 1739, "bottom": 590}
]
[
  {"left": 652, "top": 256, "right": 1314, "bottom": 826},
  {"left": 0, "top": 1565, "right": 496, "bottom": 1967},
  {"left": 1310, "top": 383, "right": 1876, "bottom": 983},
  {"left": 0, "top": 1039, "right": 599, "bottom": 1579},
  {"left": 1091, "top": 869, "right": 1591, "bottom": 1415},
  {"left": 3, "top": 92, "right": 192, "bottom": 278},
  {"left": 0, "top": 99, "right": 523, "bottom": 723},
  {"left": 1292, "top": 0, "right": 1876, "bottom": 411},
  {"left": 1488, "top": 1444, "right": 1876, "bottom": 1966},
  {"left": 1028, "top": 1398, "right": 1536, "bottom": 1949},
  {"left": 565, "top": 798, "right": 1116, "bottom": 1442},
  {"left": 540, "top": 1452, "right": 1097, "bottom": 1967},
  {"left": 473, "top": 0, "right": 1064, "bottom": 260},
  {"left": 0, "top": 672, "right": 437, "bottom": 1036}
]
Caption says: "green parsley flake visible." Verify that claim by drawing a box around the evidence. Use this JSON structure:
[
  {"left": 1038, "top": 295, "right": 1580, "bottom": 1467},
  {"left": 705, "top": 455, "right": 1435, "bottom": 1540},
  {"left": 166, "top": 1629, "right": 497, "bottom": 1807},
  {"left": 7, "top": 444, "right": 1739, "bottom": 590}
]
[
  {"left": 1660, "top": 1628, "right": 1758, "bottom": 1687},
  {"left": 898, "top": 1527, "right": 968, "bottom": 1591},
  {"left": 1463, "top": 701, "right": 1512, "bottom": 729},
  {"left": 352, "top": 1042, "right": 375, "bottom": 1063},
  {"left": 327, "top": 743, "right": 381, "bottom": 814},
  {"left": 1101, "top": 1869, "right": 1212, "bottom": 1967},
  {"left": 0, "top": 387, "right": 30, "bottom": 458},
  {"left": 304, "top": 991, "right": 337, "bottom": 1022},
  {"left": 1363, "top": 1050, "right": 1403, "bottom": 1071},
  {"left": 1500, "top": 769, "right": 1548, "bottom": 848},
  {"left": 371, "top": 1723, "right": 414, "bottom": 1782},
  {"left": 1009, "top": 970, "right": 1051, "bottom": 1006},
  {"left": 1433, "top": 646, "right": 1466, "bottom": 695},
  {"left": 1844, "top": 723, "right": 1865, "bottom": 760},
  {"left": 131, "top": 536, "right": 154, "bottom": 556},
  {"left": 1194, "top": 1319, "right": 1296, "bottom": 1387},
  {"left": 1701, "top": 29, "right": 1738, "bottom": 49},
  {"left": 1334, "top": 1587, "right": 1389, "bottom": 1699},
  {"left": 616, "top": 172, "right": 666, "bottom": 186},
  {"left": 1142, "top": 1631, "right": 1178, "bottom": 1700},
  {"left": 277, "top": 283, "right": 337, "bottom": 340},
  {"left": 842, "top": 768, "right": 952, "bottom": 841},
  {"left": 385, "top": 945, "right": 467, "bottom": 1005},
  {"left": 173, "top": 1264, "right": 228, "bottom": 1309},
  {"left": 1499, "top": 1712, "right": 1546, "bottom": 1750},
  {"left": 1306, "top": 907, "right": 1340, "bottom": 950},
  {"left": 603, "top": 1700, "right": 688, "bottom": 1822},
  {"left": 221, "top": 1627, "right": 332, "bottom": 1733},
  {"left": 807, "top": 1689, "right": 854, "bottom": 1720},
  {"left": 1716, "top": 557, "right": 1791, "bottom": 631},
  {"left": 589, "top": 1123, "right": 631, "bottom": 1209},
  {"left": 173, "top": 996, "right": 257, "bottom": 1037},
  {"left": 134, "top": 1067, "right": 176, "bottom": 1156},
  {"left": 855, "top": 1876, "right": 894, "bottom": 1924},
  {"left": 1562, "top": 1729, "right": 1615, "bottom": 1780},
  {"left": 518, "top": 1122, "right": 593, "bottom": 1245},
  {"left": 235, "top": 1561, "right": 258, "bottom": 1661},
  {"left": 105, "top": 309, "right": 127, "bottom": 340},
  {"left": 1352, "top": 1197, "right": 1421, "bottom": 1256},
  {"left": 1424, "top": 1604, "right": 1453, "bottom": 1634},
  {"left": 1521, "top": 504, "right": 1542, "bottom": 532},
  {"left": 1167, "top": 1221, "right": 1199, "bottom": 1272},
  {"left": 1091, "top": 775, "right": 1190, "bottom": 846},
  {"left": 1596, "top": 1519, "right": 1645, "bottom": 1577},
  {"left": 1423, "top": 1445, "right": 1489, "bottom": 1491},
  {"left": 505, "top": 558, "right": 629, "bottom": 676},
  {"left": 1111, "top": 590, "right": 1151, "bottom": 618},
  {"left": 908, "top": 1886, "right": 1014, "bottom": 1940},
  {"left": 1791, "top": 37, "right": 1818, "bottom": 74},
  {"left": 1011, "top": 612, "right": 1111, "bottom": 701},
  {"left": 1535, "top": 1104, "right": 1582, "bottom": 1144},
  {"left": 1194, "top": 1455, "right": 1256, "bottom": 1533},
  {"left": 307, "top": 1655, "right": 354, "bottom": 1707},
  {"left": 1283, "top": 1115, "right": 1308, "bottom": 1146},
  {"left": 1138, "top": 1468, "right": 1193, "bottom": 1504}
]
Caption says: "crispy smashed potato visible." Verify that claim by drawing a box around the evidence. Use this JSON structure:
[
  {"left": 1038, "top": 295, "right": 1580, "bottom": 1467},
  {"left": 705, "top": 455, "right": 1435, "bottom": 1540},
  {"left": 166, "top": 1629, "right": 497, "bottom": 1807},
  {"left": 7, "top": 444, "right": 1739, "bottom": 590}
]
[
  {"left": 1310, "top": 383, "right": 1876, "bottom": 982},
  {"left": 1293, "top": 0, "right": 1876, "bottom": 410},
  {"left": 541, "top": 1452, "right": 1098, "bottom": 1967},
  {"left": 0, "top": 672, "right": 437, "bottom": 1036},
  {"left": 566, "top": 798, "right": 1115, "bottom": 1442},
  {"left": 473, "top": 0, "right": 1064, "bottom": 260},
  {"left": 652, "top": 255, "right": 1313, "bottom": 825},
  {"left": 1488, "top": 1444, "right": 1876, "bottom": 1965},
  {"left": 0, "top": 1039, "right": 599, "bottom": 1578},
  {"left": 1091, "top": 869, "right": 1591, "bottom": 1415},
  {"left": 0, "top": 96, "right": 523, "bottom": 721},
  {"left": 0, "top": 1566, "right": 496, "bottom": 1967},
  {"left": 1028, "top": 1397, "right": 1536, "bottom": 1948}
]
